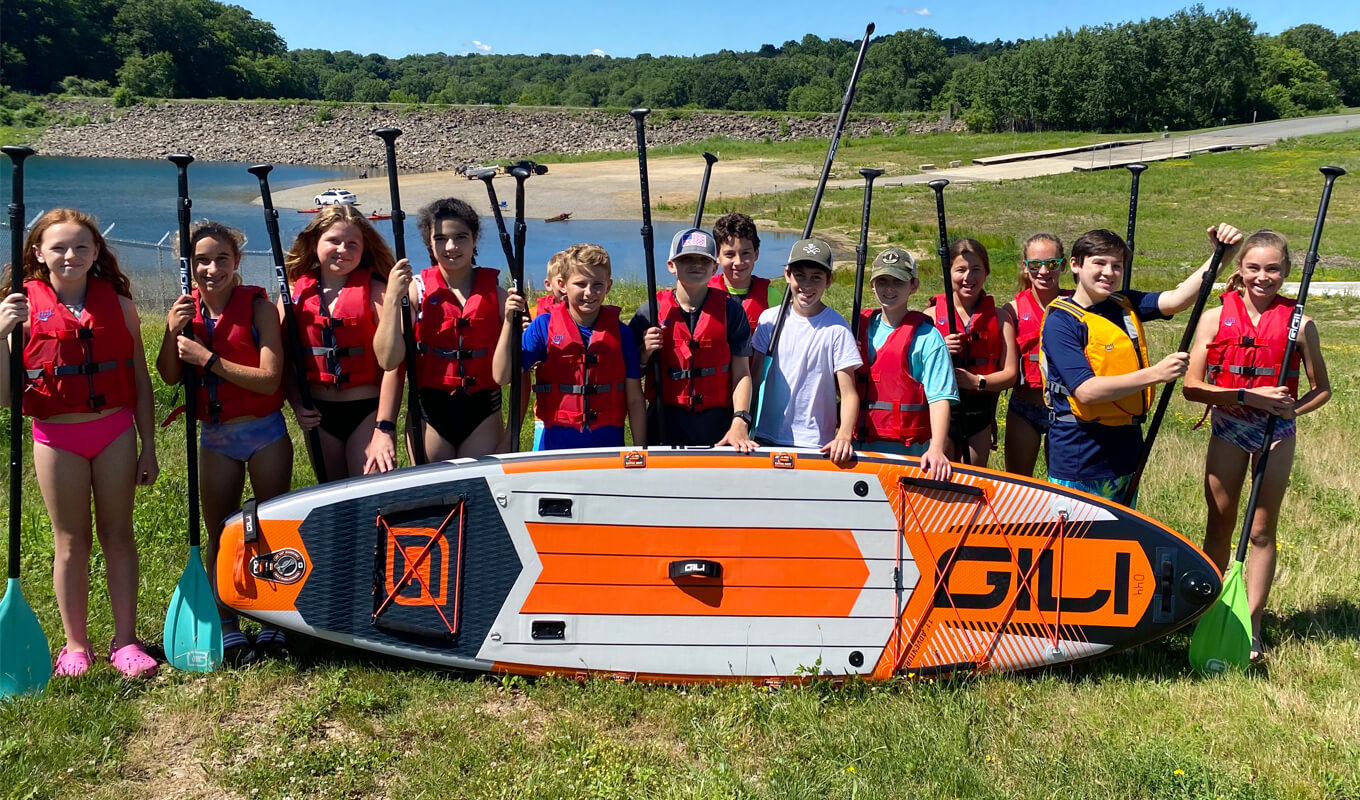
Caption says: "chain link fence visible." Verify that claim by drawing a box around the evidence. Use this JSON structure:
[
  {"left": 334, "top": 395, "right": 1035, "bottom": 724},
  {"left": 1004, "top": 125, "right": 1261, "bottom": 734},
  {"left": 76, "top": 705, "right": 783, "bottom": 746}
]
[{"left": 2, "top": 221, "right": 282, "bottom": 313}]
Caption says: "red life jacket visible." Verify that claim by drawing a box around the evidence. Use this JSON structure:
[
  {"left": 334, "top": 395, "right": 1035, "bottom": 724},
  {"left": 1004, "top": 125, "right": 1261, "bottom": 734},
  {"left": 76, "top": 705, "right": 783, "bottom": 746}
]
[
  {"left": 22, "top": 277, "right": 137, "bottom": 420},
  {"left": 855, "top": 309, "right": 932, "bottom": 446},
  {"left": 709, "top": 274, "right": 770, "bottom": 332},
  {"left": 293, "top": 267, "right": 381, "bottom": 389},
  {"left": 1014, "top": 288, "right": 1073, "bottom": 388},
  {"left": 533, "top": 303, "right": 628, "bottom": 431},
  {"left": 415, "top": 266, "right": 501, "bottom": 393},
  {"left": 533, "top": 293, "right": 561, "bottom": 318},
  {"left": 192, "top": 285, "right": 284, "bottom": 424},
  {"left": 655, "top": 288, "right": 732, "bottom": 412},
  {"left": 930, "top": 293, "right": 1003, "bottom": 378},
  {"left": 1205, "top": 291, "right": 1301, "bottom": 397}
]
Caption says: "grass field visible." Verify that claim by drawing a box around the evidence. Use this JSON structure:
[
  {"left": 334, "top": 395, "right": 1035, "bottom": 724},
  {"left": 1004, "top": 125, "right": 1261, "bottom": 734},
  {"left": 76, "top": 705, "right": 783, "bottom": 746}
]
[{"left": 2, "top": 130, "right": 1359, "bottom": 799}]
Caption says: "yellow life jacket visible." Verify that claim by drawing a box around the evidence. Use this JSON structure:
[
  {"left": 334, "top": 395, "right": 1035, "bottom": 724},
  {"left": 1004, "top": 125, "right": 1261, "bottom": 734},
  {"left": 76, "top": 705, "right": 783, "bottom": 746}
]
[{"left": 1040, "top": 294, "right": 1154, "bottom": 427}]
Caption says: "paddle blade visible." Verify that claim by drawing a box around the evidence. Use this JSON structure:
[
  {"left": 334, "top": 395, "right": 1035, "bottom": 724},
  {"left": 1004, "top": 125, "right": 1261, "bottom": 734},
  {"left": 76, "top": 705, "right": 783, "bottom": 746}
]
[
  {"left": 1189, "top": 560, "right": 1251, "bottom": 674},
  {"left": 0, "top": 577, "right": 52, "bottom": 697},
  {"left": 163, "top": 546, "right": 223, "bottom": 672}
]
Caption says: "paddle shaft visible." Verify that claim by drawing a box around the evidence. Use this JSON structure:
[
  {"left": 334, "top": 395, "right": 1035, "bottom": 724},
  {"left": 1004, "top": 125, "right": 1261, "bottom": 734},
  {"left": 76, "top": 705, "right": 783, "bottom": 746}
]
[
  {"left": 373, "top": 128, "right": 426, "bottom": 465},
  {"left": 508, "top": 166, "right": 532, "bottom": 449},
  {"left": 4, "top": 146, "right": 32, "bottom": 579},
  {"left": 1122, "top": 163, "right": 1147, "bottom": 293},
  {"left": 246, "top": 165, "right": 326, "bottom": 483},
  {"left": 630, "top": 108, "right": 666, "bottom": 444},
  {"left": 752, "top": 22, "right": 875, "bottom": 424},
  {"left": 476, "top": 173, "right": 517, "bottom": 269},
  {"left": 1122, "top": 240, "right": 1228, "bottom": 506},
  {"left": 1231, "top": 166, "right": 1344, "bottom": 564},
  {"left": 169, "top": 154, "right": 201, "bottom": 548},
  {"left": 929, "top": 178, "right": 968, "bottom": 465},
  {"left": 692, "top": 152, "right": 719, "bottom": 228},
  {"left": 849, "top": 168, "right": 884, "bottom": 340}
]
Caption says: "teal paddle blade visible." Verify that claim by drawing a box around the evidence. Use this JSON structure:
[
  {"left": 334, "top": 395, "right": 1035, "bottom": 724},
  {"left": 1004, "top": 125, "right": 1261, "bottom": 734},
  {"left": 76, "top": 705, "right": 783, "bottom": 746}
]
[
  {"left": 163, "top": 545, "right": 223, "bottom": 672},
  {"left": 0, "top": 576, "right": 51, "bottom": 697},
  {"left": 1190, "top": 560, "right": 1251, "bottom": 674}
]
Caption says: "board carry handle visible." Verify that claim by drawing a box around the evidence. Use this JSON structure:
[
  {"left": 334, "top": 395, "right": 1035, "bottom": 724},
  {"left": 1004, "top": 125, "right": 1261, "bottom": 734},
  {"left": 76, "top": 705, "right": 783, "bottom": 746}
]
[
  {"left": 900, "top": 476, "right": 984, "bottom": 497},
  {"left": 668, "top": 559, "right": 722, "bottom": 580},
  {"left": 376, "top": 494, "right": 466, "bottom": 518}
]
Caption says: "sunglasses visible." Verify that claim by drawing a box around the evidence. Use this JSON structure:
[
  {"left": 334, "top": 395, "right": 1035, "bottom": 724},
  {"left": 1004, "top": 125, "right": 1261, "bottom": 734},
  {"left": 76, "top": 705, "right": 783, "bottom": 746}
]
[{"left": 1023, "top": 257, "right": 1066, "bottom": 273}]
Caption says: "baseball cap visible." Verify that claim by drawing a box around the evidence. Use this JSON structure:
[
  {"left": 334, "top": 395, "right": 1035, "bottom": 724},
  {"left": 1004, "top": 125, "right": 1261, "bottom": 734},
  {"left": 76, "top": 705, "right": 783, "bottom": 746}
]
[
  {"left": 870, "top": 248, "right": 918, "bottom": 283},
  {"left": 669, "top": 228, "right": 717, "bottom": 262},
  {"left": 786, "top": 238, "right": 834, "bottom": 273}
]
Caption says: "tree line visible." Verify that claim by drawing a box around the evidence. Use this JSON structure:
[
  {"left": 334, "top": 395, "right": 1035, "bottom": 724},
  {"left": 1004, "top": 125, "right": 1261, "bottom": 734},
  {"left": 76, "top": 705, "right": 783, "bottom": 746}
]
[{"left": 4, "top": 1, "right": 1358, "bottom": 132}]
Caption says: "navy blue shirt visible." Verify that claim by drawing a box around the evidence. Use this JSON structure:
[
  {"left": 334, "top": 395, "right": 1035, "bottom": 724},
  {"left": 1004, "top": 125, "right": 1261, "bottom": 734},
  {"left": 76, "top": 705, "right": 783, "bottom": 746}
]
[{"left": 1043, "top": 290, "right": 1168, "bottom": 480}]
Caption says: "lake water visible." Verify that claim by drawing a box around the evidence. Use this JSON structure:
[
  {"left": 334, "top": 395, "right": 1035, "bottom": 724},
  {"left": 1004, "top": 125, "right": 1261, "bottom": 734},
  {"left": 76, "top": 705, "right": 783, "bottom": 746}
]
[{"left": 1, "top": 156, "right": 800, "bottom": 308}]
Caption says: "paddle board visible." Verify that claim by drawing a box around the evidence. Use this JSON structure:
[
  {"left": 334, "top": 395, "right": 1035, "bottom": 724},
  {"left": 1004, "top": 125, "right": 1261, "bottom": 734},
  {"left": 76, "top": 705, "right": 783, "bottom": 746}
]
[{"left": 216, "top": 448, "right": 1220, "bottom": 682}]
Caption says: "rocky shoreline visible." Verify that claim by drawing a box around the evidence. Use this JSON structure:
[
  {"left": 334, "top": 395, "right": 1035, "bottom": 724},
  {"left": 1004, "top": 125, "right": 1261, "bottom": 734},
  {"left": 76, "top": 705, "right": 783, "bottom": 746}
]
[{"left": 37, "top": 99, "right": 963, "bottom": 171}]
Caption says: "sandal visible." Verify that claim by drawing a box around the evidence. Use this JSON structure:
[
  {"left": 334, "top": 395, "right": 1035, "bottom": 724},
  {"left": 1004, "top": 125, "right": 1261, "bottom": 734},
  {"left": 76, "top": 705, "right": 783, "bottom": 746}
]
[
  {"left": 54, "top": 647, "right": 92, "bottom": 678},
  {"left": 1250, "top": 635, "right": 1266, "bottom": 663},
  {"left": 109, "top": 640, "right": 159, "bottom": 679},
  {"left": 253, "top": 627, "right": 288, "bottom": 660}
]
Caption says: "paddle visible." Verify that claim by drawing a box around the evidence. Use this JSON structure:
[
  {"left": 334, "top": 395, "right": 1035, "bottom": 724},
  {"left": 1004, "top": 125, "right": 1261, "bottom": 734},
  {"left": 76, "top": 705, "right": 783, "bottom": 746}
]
[
  {"left": 1121, "top": 162, "right": 1147, "bottom": 292},
  {"left": 928, "top": 178, "right": 968, "bottom": 465},
  {"left": 849, "top": 168, "right": 884, "bottom": 340},
  {"left": 1190, "top": 165, "right": 1344, "bottom": 673},
  {"left": 247, "top": 165, "right": 326, "bottom": 482},
  {"left": 373, "top": 128, "right": 426, "bottom": 465},
  {"left": 0, "top": 144, "right": 51, "bottom": 698},
  {"left": 750, "top": 22, "right": 875, "bottom": 424},
  {"left": 629, "top": 108, "right": 668, "bottom": 445},
  {"left": 162, "top": 153, "right": 222, "bottom": 672},
  {"left": 505, "top": 162, "right": 544, "bottom": 450},
  {"left": 692, "top": 152, "right": 719, "bottom": 228},
  {"left": 1122, "top": 238, "right": 1229, "bottom": 507}
]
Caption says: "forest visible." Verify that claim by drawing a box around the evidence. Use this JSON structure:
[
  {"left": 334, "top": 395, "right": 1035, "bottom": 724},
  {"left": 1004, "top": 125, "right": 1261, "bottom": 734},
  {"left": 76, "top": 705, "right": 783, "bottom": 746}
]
[{"left": 4, "top": 1, "right": 1358, "bottom": 131}]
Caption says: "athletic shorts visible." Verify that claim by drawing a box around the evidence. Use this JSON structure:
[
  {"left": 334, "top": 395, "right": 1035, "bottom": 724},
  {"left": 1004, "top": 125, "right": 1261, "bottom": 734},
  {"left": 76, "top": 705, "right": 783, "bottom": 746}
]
[
  {"left": 1008, "top": 398, "right": 1051, "bottom": 435},
  {"left": 419, "top": 388, "right": 502, "bottom": 448},
  {"left": 950, "top": 391, "right": 999, "bottom": 441},
  {"left": 314, "top": 397, "right": 380, "bottom": 441},
  {"left": 1049, "top": 473, "right": 1137, "bottom": 507},
  {"left": 1210, "top": 407, "right": 1296, "bottom": 453},
  {"left": 201, "top": 411, "right": 288, "bottom": 463}
]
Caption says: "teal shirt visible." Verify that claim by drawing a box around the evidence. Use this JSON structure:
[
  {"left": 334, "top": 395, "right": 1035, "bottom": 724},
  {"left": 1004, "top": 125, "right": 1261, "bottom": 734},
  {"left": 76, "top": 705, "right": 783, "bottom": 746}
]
[{"left": 861, "top": 311, "right": 959, "bottom": 457}]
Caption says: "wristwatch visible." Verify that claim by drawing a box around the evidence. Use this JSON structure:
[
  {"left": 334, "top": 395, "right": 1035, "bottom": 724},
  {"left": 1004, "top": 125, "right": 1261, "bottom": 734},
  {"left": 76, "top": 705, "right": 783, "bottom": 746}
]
[
  {"left": 1237, "top": 388, "right": 1246, "bottom": 406},
  {"left": 376, "top": 419, "right": 397, "bottom": 434},
  {"left": 732, "top": 410, "right": 753, "bottom": 426},
  {"left": 977, "top": 376, "right": 988, "bottom": 391}
]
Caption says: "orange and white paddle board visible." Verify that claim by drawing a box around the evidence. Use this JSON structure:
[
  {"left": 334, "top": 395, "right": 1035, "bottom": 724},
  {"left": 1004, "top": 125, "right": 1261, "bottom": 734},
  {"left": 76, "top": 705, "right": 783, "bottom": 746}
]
[{"left": 216, "top": 448, "right": 1220, "bottom": 682}]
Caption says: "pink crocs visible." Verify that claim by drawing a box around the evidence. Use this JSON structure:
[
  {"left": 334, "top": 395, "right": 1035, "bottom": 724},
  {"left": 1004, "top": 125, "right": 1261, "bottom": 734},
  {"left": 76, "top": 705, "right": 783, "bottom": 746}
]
[
  {"left": 54, "top": 647, "right": 92, "bottom": 678},
  {"left": 109, "top": 641, "right": 158, "bottom": 679}
]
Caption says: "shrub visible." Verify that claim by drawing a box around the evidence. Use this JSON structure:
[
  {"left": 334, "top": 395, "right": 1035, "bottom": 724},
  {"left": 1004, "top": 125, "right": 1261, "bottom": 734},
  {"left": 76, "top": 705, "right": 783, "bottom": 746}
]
[{"left": 112, "top": 86, "right": 137, "bottom": 108}]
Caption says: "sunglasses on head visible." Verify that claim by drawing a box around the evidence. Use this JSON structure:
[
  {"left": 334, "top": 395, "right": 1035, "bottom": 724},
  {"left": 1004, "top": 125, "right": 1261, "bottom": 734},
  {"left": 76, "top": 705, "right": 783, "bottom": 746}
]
[{"left": 1023, "top": 257, "right": 1066, "bottom": 273}]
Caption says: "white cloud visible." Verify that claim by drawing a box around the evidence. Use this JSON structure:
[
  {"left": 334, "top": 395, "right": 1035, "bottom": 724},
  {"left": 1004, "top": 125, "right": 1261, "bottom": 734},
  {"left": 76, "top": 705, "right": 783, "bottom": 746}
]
[
  {"left": 590, "top": 48, "right": 607, "bottom": 56},
  {"left": 471, "top": 40, "right": 492, "bottom": 53},
  {"left": 900, "top": 7, "right": 930, "bottom": 14}
]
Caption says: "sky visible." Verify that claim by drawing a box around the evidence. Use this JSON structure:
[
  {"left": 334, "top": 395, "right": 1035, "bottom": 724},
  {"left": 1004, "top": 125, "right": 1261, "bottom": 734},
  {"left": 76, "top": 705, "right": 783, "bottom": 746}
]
[{"left": 236, "top": 0, "right": 1360, "bottom": 59}]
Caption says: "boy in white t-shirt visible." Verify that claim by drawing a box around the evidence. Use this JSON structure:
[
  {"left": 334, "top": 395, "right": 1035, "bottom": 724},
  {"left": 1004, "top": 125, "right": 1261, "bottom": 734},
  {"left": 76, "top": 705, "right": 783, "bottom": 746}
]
[{"left": 751, "top": 238, "right": 862, "bottom": 465}]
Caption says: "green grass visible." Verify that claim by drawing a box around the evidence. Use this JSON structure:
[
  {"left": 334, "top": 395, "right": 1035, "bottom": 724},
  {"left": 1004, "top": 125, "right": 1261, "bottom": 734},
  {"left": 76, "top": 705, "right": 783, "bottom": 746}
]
[
  {"left": 680, "top": 130, "right": 1360, "bottom": 295},
  {"left": 3, "top": 134, "right": 1360, "bottom": 798}
]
